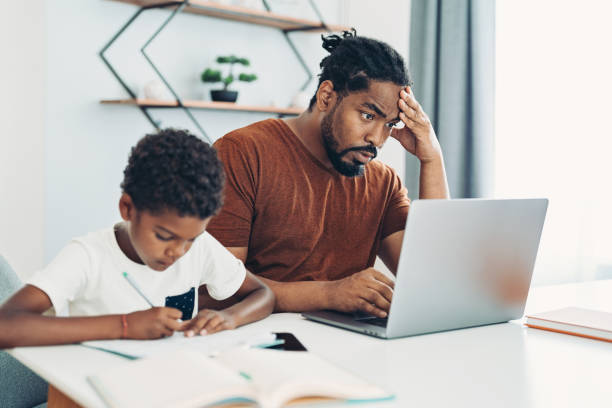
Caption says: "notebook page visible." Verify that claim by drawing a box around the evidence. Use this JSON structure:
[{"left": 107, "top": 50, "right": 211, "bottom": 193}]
[
  {"left": 82, "top": 328, "right": 276, "bottom": 359},
  {"left": 216, "top": 348, "right": 393, "bottom": 408},
  {"left": 88, "top": 350, "right": 254, "bottom": 408}
]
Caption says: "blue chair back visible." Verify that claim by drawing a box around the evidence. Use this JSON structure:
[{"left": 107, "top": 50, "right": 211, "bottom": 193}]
[{"left": 0, "top": 255, "right": 48, "bottom": 408}]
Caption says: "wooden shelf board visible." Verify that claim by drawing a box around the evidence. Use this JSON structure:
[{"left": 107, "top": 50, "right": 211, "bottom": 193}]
[
  {"left": 107, "top": 0, "right": 349, "bottom": 32},
  {"left": 101, "top": 98, "right": 303, "bottom": 115}
]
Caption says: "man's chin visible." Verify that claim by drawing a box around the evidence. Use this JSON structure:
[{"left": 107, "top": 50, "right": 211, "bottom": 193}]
[{"left": 333, "top": 160, "right": 366, "bottom": 177}]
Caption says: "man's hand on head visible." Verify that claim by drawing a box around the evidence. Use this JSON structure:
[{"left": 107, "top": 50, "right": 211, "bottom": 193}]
[
  {"left": 326, "top": 268, "right": 395, "bottom": 318},
  {"left": 391, "top": 86, "right": 443, "bottom": 164}
]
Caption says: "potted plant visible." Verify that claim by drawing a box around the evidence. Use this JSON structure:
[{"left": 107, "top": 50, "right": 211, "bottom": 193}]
[{"left": 201, "top": 55, "right": 257, "bottom": 102}]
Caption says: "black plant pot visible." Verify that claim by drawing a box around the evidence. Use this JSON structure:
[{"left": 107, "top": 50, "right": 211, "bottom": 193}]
[{"left": 210, "top": 90, "right": 238, "bottom": 103}]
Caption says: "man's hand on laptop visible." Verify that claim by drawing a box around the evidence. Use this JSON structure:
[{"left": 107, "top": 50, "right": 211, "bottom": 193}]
[{"left": 327, "top": 268, "right": 394, "bottom": 318}]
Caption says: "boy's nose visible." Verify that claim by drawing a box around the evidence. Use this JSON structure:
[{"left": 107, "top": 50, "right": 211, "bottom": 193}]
[{"left": 168, "top": 241, "right": 188, "bottom": 258}]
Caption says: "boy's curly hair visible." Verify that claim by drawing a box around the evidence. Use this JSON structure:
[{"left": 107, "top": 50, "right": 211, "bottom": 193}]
[
  {"left": 121, "top": 128, "right": 225, "bottom": 219},
  {"left": 309, "top": 29, "right": 412, "bottom": 109}
]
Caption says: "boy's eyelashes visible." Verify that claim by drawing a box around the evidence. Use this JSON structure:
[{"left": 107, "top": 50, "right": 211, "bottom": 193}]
[
  {"left": 155, "top": 232, "right": 197, "bottom": 243},
  {"left": 155, "top": 232, "right": 173, "bottom": 242}
]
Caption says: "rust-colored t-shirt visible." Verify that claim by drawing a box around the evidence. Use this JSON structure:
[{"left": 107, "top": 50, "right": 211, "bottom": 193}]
[{"left": 207, "top": 119, "right": 410, "bottom": 282}]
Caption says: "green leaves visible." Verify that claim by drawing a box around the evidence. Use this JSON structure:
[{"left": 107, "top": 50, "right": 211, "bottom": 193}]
[
  {"left": 201, "top": 68, "right": 222, "bottom": 83},
  {"left": 238, "top": 73, "right": 257, "bottom": 82},
  {"left": 216, "top": 55, "right": 250, "bottom": 66},
  {"left": 222, "top": 74, "right": 234, "bottom": 87},
  {"left": 201, "top": 55, "right": 257, "bottom": 89}
]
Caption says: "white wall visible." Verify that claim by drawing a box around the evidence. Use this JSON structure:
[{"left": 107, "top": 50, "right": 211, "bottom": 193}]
[
  {"left": 0, "top": 3, "right": 45, "bottom": 280},
  {"left": 43, "top": 0, "right": 342, "bottom": 263},
  {"left": 495, "top": 0, "right": 612, "bottom": 285},
  {"left": 2, "top": 0, "right": 410, "bottom": 277}
]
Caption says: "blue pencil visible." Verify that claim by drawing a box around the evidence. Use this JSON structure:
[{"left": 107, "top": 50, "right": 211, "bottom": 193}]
[{"left": 122, "top": 272, "right": 155, "bottom": 307}]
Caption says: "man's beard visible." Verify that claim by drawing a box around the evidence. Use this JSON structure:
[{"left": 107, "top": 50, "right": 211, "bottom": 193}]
[{"left": 321, "top": 107, "right": 378, "bottom": 177}]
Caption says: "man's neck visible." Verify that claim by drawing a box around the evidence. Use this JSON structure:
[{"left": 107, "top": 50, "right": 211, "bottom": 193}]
[{"left": 284, "top": 111, "right": 332, "bottom": 167}]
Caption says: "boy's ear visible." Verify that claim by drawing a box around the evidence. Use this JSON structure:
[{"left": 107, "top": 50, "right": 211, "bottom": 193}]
[
  {"left": 315, "top": 80, "right": 338, "bottom": 113},
  {"left": 119, "top": 193, "right": 135, "bottom": 221}
]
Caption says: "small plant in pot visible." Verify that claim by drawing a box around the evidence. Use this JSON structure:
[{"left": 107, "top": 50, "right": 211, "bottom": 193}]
[{"left": 201, "top": 56, "right": 257, "bottom": 103}]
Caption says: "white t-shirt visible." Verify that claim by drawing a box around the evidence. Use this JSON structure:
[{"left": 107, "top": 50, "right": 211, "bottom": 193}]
[{"left": 26, "top": 227, "right": 246, "bottom": 319}]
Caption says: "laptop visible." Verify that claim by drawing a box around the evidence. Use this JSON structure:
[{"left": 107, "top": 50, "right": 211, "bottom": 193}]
[{"left": 302, "top": 198, "right": 548, "bottom": 339}]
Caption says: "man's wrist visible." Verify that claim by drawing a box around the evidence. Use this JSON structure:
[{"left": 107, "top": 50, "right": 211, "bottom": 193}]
[
  {"left": 322, "top": 280, "right": 338, "bottom": 310},
  {"left": 419, "top": 151, "right": 443, "bottom": 165}
]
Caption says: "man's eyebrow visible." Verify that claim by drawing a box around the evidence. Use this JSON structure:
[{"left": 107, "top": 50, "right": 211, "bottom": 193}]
[
  {"left": 361, "top": 102, "right": 386, "bottom": 118},
  {"left": 155, "top": 225, "right": 204, "bottom": 241},
  {"left": 361, "top": 102, "right": 400, "bottom": 123}
]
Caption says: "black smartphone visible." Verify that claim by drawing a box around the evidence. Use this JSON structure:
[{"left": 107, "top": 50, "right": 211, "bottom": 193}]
[{"left": 271, "top": 332, "right": 308, "bottom": 351}]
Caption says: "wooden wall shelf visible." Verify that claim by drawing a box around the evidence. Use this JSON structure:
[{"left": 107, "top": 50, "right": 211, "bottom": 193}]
[
  {"left": 107, "top": 0, "right": 349, "bottom": 32},
  {"left": 101, "top": 98, "right": 303, "bottom": 115},
  {"left": 101, "top": 0, "right": 342, "bottom": 140}
]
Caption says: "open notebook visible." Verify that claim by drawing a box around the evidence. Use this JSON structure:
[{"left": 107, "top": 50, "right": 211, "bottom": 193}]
[{"left": 88, "top": 348, "right": 394, "bottom": 408}]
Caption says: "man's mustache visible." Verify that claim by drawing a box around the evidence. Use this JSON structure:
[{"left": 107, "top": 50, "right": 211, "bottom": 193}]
[{"left": 338, "top": 145, "right": 378, "bottom": 160}]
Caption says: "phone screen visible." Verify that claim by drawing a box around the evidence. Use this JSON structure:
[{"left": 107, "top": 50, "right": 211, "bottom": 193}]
[{"left": 271, "top": 332, "right": 308, "bottom": 351}]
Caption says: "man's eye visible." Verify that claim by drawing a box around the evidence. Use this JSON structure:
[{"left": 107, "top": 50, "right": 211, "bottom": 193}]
[
  {"left": 390, "top": 121, "right": 405, "bottom": 129},
  {"left": 155, "top": 233, "right": 173, "bottom": 241},
  {"left": 361, "top": 112, "right": 374, "bottom": 121}
]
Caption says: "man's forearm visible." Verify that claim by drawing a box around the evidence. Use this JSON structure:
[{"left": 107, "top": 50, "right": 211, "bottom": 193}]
[
  {"left": 419, "top": 154, "right": 450, "bottom": 199},
  {"left": 197, "top": 277, "right": 331, "bottom": 313},
  {"left": 258, "top": 277, "right": 333, "bottom": 313}
]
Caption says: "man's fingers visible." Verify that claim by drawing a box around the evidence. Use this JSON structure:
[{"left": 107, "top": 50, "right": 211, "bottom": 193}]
[
  {"left": 358, "top": 298, "right": 388, "bottom": 318},
  {"left": 363, "top": 289, "right": 391, "bottom": 312},
  {"left": 370, "top": 270, "right": 395, "bottom": 289},
  {"left": 401, "top": 88, "right": 421, "bottom": 109},
  {"left": 398, "top": 112, "right": 418, "bottom": 131},
  {"left": 367, "top": 280, "right": 394, "bottom": 304},
  {"left": 399, "top": 99, "right": 419, "bottom": 120}
]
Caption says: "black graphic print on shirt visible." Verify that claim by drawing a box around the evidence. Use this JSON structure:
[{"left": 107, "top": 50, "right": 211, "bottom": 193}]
[{"left": 165, "top": 287, "right": 195, "bottom": 320}]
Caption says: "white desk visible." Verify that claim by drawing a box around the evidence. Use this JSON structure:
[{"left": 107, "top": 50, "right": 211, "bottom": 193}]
[{"left": 9, "top": 280, "right": 612, "bottom": 408}]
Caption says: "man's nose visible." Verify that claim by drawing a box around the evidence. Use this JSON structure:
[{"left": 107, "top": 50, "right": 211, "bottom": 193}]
[{"left": 365, "top": 126, "right": 389, "bottom": 148}]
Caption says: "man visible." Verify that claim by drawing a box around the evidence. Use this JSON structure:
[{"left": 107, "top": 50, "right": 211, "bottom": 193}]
[{"left": 203, "top": 30, "right": 449, "bottom": 318}]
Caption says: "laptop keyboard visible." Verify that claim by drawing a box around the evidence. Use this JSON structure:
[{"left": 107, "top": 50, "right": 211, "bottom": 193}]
[
  {"left": 366, "top": 317, "right": 388, "bottom": 327},
  {"left": 353, "top": 314, "right": 388, "bottom": 327}
]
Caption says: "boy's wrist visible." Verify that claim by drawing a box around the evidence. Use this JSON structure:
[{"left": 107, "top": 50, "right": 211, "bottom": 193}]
[{"left": 121, "top": 314, "right": 128, "bottom": 339}]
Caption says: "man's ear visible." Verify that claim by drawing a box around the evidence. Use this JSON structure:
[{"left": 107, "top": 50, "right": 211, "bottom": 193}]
[
  {"left": 315, "top": 80, "right": 338, "bottom": 113},
  {"left": 119, "top": 193, "right": 135, "bottom": 221}
]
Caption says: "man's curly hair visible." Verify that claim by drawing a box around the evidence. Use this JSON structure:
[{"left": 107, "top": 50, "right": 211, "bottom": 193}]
[
  {"left": 309, "top": 29, "right": 412, "bottom": 109},
  {"left": 121, "top": 128, "right": 225, "bottom": 219}
]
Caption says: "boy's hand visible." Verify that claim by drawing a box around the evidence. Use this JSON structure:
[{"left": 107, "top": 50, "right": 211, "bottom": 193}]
[
  {"left": 182, "top": 309, "right": 237, "bottom": 337},
  {"left": 126, "top": 307, "right": 184, "bottom": 339}
]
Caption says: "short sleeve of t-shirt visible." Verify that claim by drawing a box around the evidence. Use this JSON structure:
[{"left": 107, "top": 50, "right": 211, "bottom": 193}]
[
  {"left": 198, "top": 232, "right": 247, "bottom": 300},
  {"left": 26, "top": 241, "right": 92, "bottom": 315},
  {"left": 380, "top": 171, "right": 411, "bottom": 239},
  {"left": 207, "top": 137, "right": 257, "bottom": 248}
]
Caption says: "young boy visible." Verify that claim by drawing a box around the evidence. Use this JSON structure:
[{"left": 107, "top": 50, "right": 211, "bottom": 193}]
[{"left": 0, "top": 128, "right": 274, "bottom": 348}]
